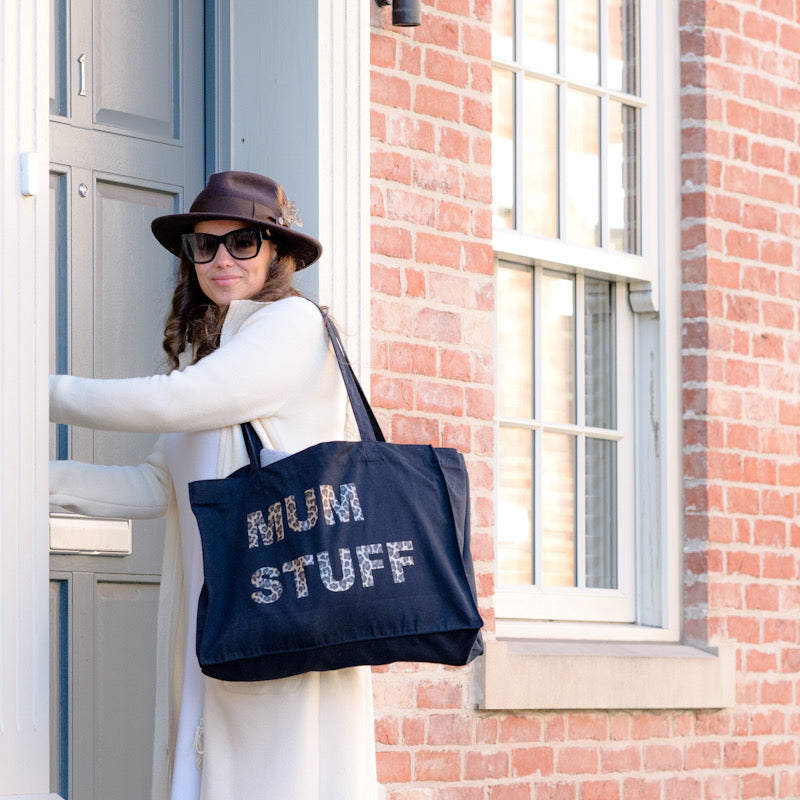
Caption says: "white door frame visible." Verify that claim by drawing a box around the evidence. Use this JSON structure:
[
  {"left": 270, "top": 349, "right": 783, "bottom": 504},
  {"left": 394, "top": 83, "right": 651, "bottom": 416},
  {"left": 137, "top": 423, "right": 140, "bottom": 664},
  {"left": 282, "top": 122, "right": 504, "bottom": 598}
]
[{"left": 0, "top": 0, "right": 369, "bottom": 795}]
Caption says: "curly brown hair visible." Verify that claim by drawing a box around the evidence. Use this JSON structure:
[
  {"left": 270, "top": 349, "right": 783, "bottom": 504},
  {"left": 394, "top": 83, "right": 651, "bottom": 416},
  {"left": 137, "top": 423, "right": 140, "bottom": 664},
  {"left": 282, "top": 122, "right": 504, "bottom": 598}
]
[{"left": 162, "top": 245, "right": 300, "bottom": 371}]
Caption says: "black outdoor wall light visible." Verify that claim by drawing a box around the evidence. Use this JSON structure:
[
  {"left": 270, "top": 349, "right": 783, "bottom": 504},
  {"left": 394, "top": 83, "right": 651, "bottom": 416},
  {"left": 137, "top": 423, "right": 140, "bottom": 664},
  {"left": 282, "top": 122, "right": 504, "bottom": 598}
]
[{"left": 375, "top": 0, "right": 421, "bottom": 27}]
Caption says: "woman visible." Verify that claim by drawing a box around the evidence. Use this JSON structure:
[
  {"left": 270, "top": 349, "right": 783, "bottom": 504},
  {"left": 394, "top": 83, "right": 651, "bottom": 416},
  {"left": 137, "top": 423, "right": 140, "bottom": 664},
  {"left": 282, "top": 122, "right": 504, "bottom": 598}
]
[{"left": 49, "top": 171, "right": 380, "bottom": 800}]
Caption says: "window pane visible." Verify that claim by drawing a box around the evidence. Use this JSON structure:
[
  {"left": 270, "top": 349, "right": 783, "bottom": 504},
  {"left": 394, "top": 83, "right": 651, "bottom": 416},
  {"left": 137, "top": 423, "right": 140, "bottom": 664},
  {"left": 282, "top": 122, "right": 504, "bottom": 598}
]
[
  {"left": 498, "top": 426, "right": 533, "bottom": 585},
  {"left": 609, "top": 100, "right": 639, "bottom": 254},
  {"left": 565, "top": 0, "right": 599, "bottom": 84},
  {"left": 566, "top": 89, "right": 599, "bottom": 247},
  {"left": 584, "top": 278, "right": 615, "bottom": 428},
  {"left": 492, "top": 68, "right": 515, "bottom": 230},
  {"left": 541, "top": 272, "right": 575, "bottom": 424},
  {"left": 542, "top": 432, "right": 575, "bottom": 587},
  {"left": 522, "top": 77, "right": 558, "bottom": 238},
  {"left": 522, "top": 0, "right": 557, "bottom": 74},
  {"left": 497, "top": 265, "right": 533, "bottom": 419},
  {"left": 492, "top": 0, "right": 514, "bottom": 61},
  {"left": 585, "top": 437, "right": 617, "bottom": 588},
  {"left": 608, "top": 0, "right": 639, "bottom": 94}
]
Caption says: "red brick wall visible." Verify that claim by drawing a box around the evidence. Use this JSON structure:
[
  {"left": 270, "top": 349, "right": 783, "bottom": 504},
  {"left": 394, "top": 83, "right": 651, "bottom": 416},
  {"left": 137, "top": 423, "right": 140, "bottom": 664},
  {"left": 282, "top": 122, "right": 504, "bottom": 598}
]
[{"left": 369, "top": 1, "right": 800, "bottom": 798}]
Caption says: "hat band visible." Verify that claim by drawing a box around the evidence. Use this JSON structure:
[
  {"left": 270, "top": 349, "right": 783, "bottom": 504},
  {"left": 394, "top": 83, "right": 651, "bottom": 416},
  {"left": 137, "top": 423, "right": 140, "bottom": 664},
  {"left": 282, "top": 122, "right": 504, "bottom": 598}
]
[{"left": 191, "top": 195, "right": 277, "bottom": 224}]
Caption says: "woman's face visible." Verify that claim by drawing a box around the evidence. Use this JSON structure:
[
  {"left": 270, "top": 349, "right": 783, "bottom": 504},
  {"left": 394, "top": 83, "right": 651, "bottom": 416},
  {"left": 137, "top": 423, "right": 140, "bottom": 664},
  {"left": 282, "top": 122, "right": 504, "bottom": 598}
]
[{"left": 192, "top": 219, "right": 276, "bottom": 306}]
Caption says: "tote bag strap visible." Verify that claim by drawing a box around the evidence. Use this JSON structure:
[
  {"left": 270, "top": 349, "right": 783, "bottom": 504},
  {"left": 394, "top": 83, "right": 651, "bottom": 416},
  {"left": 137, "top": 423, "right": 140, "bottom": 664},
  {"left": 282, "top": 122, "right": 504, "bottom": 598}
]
[
  {"left": 320, "top": 310, "right": 385, "bottom": 444},
  {"left": 241, "top": 302, "right": 386, "bottom": 469}
]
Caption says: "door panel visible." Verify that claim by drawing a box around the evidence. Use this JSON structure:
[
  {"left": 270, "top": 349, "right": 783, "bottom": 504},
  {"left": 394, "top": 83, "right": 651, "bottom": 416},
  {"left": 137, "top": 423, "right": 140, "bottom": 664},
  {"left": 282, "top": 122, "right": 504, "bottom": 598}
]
[
  {"left": 94, "top": 0, "right": 179, "bottom": 136},
  {"left": 49, "top": 0, "right": 204, "bottom": 797}
]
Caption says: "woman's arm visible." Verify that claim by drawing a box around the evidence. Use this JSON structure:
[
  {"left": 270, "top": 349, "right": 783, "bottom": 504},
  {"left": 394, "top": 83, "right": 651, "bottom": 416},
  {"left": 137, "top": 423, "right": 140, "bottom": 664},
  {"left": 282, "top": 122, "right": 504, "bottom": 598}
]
[
  {"left": 50, "top": 296, "right": 326, "bottom": 433},
  {"left": 50, "top": 437, "right": 172, "bottom": 519}
]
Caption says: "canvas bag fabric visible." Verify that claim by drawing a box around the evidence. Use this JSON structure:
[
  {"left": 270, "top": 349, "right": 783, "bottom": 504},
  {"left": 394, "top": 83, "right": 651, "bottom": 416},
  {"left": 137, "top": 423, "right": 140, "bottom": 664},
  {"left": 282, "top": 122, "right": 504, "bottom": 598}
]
[{"left": 189, "top": 311, "right": 484, "bottom": 681}]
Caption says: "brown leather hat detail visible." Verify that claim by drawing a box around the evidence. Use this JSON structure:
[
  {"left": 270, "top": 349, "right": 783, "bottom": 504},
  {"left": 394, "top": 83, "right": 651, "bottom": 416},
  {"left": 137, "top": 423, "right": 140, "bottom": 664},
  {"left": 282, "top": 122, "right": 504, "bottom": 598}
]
[{"left": 151, "top": 171, "right": 322, "bottom": 269}]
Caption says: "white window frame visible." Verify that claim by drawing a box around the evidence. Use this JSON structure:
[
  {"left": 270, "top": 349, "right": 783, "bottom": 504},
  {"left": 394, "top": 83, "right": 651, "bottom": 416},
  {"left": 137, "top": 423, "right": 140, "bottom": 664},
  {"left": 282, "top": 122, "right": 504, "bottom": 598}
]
[{"left": 492, "top": 0, "right": 682, "bottom": 642}]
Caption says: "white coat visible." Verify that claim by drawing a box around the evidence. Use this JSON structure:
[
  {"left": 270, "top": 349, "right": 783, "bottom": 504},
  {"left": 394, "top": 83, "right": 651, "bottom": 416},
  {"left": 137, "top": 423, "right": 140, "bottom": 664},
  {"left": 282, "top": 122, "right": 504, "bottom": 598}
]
[{"left": 49, "top": 296, "right": 380, "bottom": 800}]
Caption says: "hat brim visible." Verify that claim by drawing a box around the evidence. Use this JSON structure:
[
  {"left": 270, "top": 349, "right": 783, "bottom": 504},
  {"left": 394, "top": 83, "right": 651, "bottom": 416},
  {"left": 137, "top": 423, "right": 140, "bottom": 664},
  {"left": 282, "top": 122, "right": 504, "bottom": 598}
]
[{"left": 151, "top": 211, "right": 322, "bottom": 270}]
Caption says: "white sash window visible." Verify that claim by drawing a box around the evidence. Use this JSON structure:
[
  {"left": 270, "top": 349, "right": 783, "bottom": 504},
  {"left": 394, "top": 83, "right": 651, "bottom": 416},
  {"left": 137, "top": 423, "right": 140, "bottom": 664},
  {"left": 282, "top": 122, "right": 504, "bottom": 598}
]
[{"left": 492, "top": 0, "right": 679, "bottom": 634}]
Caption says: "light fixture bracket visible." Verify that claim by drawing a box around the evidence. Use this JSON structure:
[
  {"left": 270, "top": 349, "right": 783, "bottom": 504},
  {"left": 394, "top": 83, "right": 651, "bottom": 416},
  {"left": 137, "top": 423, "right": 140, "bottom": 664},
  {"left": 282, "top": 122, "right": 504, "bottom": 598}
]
[{"left": 374, "top": 0, "right": 421, "bottom": 27}]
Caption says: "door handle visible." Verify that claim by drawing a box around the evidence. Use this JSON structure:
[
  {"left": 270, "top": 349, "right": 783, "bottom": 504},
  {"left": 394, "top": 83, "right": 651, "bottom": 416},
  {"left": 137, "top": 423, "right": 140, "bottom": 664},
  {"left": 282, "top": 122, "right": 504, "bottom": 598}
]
[
  {"left": 77, "top": 53, "right": 87, "bottom": 97},
  {"left": 50, "top": 513, "right": 132, "bottom": 555}
]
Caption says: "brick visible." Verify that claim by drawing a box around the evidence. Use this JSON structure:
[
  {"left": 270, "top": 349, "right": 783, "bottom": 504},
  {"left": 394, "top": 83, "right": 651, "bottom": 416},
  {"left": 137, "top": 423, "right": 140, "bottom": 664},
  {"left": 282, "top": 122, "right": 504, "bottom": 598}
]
[
  {"left": 414, "top": 159, "right": 461, "bottom": 196},
  {"left": 664, "top": 777, "right": 702, "bottom": 800},
  {"left": 427, "top": 713, "right": 473, "bottom": 746},
  {"left": 371, "top": 72, "right": 411, "bottom": 109},
  {"left": 399, "top": 42, "right": 421, "bottom": 76},
  {"left": 387, "top": 115, "right": 436, "bottom": 152},
  {"left": 377, "top": 750, "right": 412, "bottom": 783},
  {"left": 439, "top": 127, "right": 470, "bottom": 161},
  {"left": 557, "top": 746, "right": 598, "bottom": 774},
  {"left": 499, "top": 715, "right": 543, "bottom": 743},
  {"left": 391, "top": 414, "right": 440, "bottom": 446},
  {"left": 512, "top": 746, "right": 554, "bottom": 777},
  {"left": 414, "top": 307, "right": 462, "bottom": 342},
  {"left": 581, "top": 781, "right": 621, "bottom": 800},
  {"left": 415, "top": 750, "right": 461, "bottom": 781},
  {"left": 488, "top": 785, "right": 534, "bottom": 800},
  {"left": 415, "top": 85, "right": 460, "bottom": 122},
  {"left": 388, "top": 342, "right": 437, "bottom": 376},
  {"left": 424, "top": 49, "right": 469, "bottom": 88},
  {"left": 371, "top": 34, "right": 397, "bottom": 68},
  {"left": 600, "top": 745, "right": 640, "bottom": 772},
  {"left": 724, "top": 741, "right": 759, "bottom": 768},
  {"left": 465, "top": 750, "right": 508, "bottom": 780},
  {"left": 417, "top": 679, "right": 463, "bottom": 709},
  {"left": 686, "top": 741, "right": 722, "bottom": 770},
  {"left": 643, "top": 744, "right": 683, "bottom": 771},
  {"left": 372, "top": 150, "right": 412, "bottom": 184},
  {"left": 402, "top": 715, "right": 426, "bottom": 746},
  {"left": 417, "top": 381, "right": 463, "bottom": 416}
]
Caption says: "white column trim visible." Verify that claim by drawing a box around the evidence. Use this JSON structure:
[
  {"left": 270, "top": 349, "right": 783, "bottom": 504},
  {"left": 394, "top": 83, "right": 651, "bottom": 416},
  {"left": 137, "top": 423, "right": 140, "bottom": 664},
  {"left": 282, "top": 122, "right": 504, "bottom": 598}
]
[
  {"left": 315, "top": 0, "right": 370, "bottom": 382},
  {"left": 0, "top": 0, "right": 55, "bottom": 796}
]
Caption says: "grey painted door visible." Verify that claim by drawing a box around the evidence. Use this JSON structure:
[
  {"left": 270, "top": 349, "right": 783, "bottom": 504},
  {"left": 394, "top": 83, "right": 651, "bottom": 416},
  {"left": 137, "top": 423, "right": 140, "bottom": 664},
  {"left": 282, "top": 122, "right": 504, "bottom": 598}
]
[{"left": 49, "top": 0, "right": 204, "bottom": 797}]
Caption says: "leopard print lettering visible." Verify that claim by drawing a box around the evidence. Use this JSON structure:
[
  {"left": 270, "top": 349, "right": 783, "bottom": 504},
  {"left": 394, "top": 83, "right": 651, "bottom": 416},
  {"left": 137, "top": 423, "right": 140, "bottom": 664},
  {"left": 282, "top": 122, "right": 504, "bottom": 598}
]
[
  {"left": 283, "top": 555, "right": 315, "bottom": 598},
  {"left": 319, "top": 483, "right": 365, "bottom": 525},
  {"left": 356, "top": 543, "right": 385, "bottom": 587},
  {"left": 246, "top": 502, "right": 284, "bottom": 548},
  {"left": 317, "top": 548, "right": 356, "bottom": 592},
  {"left": 387, "top": 540, "right": 415, "bottom": 583},
  {"left": 251, "top": 566, "right": 283, "bottom": 604},
  {"left": 285, "top": 488, "right": 319, "bottom": 532}
]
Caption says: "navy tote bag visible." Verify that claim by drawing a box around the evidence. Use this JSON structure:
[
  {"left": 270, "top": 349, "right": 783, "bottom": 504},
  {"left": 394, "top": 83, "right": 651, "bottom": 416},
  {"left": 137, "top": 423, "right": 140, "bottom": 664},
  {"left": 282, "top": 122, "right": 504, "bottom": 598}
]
[{"left": 189, "top": 311, "right": 484, "bottom": 681}]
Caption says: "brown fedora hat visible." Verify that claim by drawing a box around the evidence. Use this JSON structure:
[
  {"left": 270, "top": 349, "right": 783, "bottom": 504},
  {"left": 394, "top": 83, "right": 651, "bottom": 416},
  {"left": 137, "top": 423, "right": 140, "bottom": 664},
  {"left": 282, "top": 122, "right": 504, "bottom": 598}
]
[{"left": 151, "top": 171, "right": 322, "bottom": 269}]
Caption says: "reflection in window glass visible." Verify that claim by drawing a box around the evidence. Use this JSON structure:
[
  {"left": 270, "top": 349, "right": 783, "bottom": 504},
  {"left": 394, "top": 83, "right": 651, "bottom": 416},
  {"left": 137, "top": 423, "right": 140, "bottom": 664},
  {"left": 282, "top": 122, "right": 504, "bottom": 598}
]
[
  {"left": 585, "top": 437, "right": 617, "bottom": 588},
  {"left": 584, "top": 278, "right": 615, "bottom": 429},
  {"left": 609, "top": 100, "right": 639, "bottom": 254},
  {"left": 541, "top": 273, "right": 575, "bottom": 424},
  {"left": 608, "top": 0, "right": 638, "bottom": 94},
  {"left": 492, "top": 69, "right": 515, "bottom": 230},
  {"left": 523, "top": 78, "right": 559, "bottom": 239},
  {"left": 497, "top": 265, "right": 533, "bottom": 419},
  {"left": 492, "top": 0, "right": 514, "bottom": 61},
  {"left": 522, "top": 0, "right": 557, "bottom": 73},
  {"left": 542, "top": 432, "right": 575, "bottom": 587},
  {"left": 498, "top": 427, "right": 534, "bottom": 585},
  {"left": 565, "top": 0, "right": 599, "bottom": 84},
  {"left": 566, "top": 89, "right": 599, "bottom": 247}
]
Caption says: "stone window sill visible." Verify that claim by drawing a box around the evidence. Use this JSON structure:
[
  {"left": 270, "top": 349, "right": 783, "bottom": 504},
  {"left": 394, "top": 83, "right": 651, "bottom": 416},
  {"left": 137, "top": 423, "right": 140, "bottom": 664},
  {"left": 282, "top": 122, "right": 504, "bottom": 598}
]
[{"left": 476, "top": 639, "right": 735, "bottom": 710}]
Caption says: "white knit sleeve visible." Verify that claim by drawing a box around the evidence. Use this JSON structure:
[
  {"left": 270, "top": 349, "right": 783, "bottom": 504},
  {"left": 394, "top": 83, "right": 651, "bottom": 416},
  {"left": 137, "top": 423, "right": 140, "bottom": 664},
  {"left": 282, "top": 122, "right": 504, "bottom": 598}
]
[
  {"left": 49, "top": 296, "right": 326, "bottom": 434},
  {"left": 49, "top": 436, "right": 172, "bottom": 519}
]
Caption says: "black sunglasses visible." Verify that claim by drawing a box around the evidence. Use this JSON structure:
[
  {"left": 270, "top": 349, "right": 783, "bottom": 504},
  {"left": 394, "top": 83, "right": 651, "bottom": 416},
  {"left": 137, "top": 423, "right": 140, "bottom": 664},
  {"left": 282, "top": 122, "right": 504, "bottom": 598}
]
[{"left": 181, "top": 226, "right": 270, "bottom": 264}]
